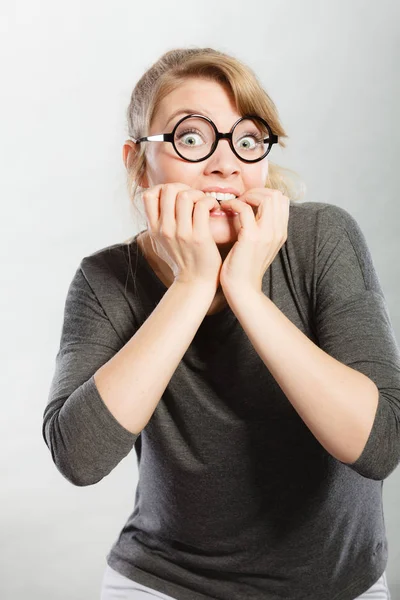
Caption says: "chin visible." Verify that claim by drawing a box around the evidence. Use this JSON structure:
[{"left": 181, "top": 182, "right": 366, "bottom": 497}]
[{"left": 209, "top": 217, "right": 240, "bottom": 241}]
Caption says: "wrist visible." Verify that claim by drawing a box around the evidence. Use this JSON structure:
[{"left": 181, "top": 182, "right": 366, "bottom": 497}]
[{"left": 172, "top": 278, "right": 218, "bottom": 295}]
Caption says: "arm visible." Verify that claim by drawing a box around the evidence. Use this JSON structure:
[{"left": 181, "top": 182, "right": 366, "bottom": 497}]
[
  {"left": 223, "top": 287, "right": 379, "bottom": 465},
  {"left": 43, "top": 265, "right": 216, "bottom": 487},
  {"left": 224, "top": 204, "right": 400, "bottom": 481},
  {"left": 94, "top": 279, "right": 216, "bottom": 435}
]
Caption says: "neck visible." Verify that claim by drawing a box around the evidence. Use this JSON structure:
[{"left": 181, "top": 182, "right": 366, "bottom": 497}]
[{"left": 216, "top": 241, "right": 234, "bottom": 263}]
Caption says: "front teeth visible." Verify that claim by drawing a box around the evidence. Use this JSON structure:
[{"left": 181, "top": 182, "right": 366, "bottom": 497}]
[{"left": 204, "top": 191, "right": 237, "bottom": 201}]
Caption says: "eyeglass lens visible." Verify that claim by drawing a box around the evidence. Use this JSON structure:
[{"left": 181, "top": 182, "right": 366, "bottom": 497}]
[{"left": 174, "top": 116, "right": 270, "bottom": 161}]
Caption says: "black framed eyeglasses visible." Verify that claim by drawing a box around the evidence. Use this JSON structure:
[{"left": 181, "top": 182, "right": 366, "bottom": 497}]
[{"left": 130, "top": 113, "right": 278, "bottom": 163}]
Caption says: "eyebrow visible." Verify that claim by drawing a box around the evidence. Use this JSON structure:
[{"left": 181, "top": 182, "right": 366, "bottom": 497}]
[{"left": 164, "top": 108, "right": 213, "bottom": 130}]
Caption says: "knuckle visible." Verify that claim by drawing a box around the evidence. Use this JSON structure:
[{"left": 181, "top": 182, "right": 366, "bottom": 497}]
[
  {"left": 192, "top": 234, "right": 205, "bottom": 245},
  {"left": 177, "top": 190, "right": 191, "bottom": 201},
  {"left": 194, "top": 198, "right": 206, "bottom": 208},
  {"left": 176, "top": 231, "right": 190, "bottom": 242},
  {"left": 142, "top": 190, "right": 151, "bottom": 202},
  {"left": 159, "top": 226, "right": 173, "bottom": 240},
  {"left": 196, "top": 232, "right": 208, "bottom": 243}
]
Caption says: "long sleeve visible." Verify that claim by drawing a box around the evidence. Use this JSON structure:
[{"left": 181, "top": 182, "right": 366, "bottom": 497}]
[
  {"left": 42, "top": 264, "right": 138, "bottom": 486},
  {"left": 313, "top": 204, "right": 400, "bottom": 480}
]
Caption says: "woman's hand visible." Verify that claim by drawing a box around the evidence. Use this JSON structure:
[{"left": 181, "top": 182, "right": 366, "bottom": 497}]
[
  {"left": 219, "top": 189, "right": 290, "bottom": 294},
  {"left": 142, "top": 183, "right": 222, "bottom": 290}
]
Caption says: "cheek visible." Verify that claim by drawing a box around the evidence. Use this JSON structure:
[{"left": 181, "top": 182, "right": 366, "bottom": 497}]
[
  {"left": 243, "top": 163, "right": 268, "bottom": 189},
  {"left": 253, "top": 160, "right": 268, "bottom": 184},
  {"left": 150, "top": 154, "right": 203, "bottom": 187},
  {"left": 263, "top": 161, "right": 269, "bottom": 181},
  {"left": 261, "top": 162, "right": 269, "bottom": 182}
]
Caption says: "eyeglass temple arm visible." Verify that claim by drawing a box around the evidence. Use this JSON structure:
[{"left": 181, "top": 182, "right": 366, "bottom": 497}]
[{"left": 130, "top": 134, "right": 174, "bottom": 143}]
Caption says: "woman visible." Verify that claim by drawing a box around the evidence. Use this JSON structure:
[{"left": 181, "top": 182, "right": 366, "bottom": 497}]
[{"left": 42, "top": 47, "right": 398, "bottom": 599}]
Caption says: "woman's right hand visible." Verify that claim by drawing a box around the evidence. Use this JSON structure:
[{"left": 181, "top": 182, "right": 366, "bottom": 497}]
[{"left": 141, "top": 183, "right": 223, "bottom": 289}]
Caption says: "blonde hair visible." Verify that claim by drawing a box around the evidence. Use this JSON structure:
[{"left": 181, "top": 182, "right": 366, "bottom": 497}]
[{"left": 124, "top": 47, "right": 306, "bottom": 244}]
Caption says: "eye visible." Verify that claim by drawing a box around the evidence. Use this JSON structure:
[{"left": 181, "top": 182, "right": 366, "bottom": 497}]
[
  {"left": 237, "top": 133, "right": 263, "bottom": 150},
  {"left": 177, "top": 128, "right": 205, "bottom": 146}
]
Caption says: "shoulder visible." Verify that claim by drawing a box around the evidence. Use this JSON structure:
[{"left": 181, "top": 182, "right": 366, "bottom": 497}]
[
  {"left": 75, "top": 238, "right": 143, "bottom": 343},
  {"left": 288, "top": 200, "right": 364, "bottom": 246},
  {"left": 79, "top": 238, "right": 139, "bottom": 283},
  {"left": 285, "top": 201, "right": 369, "bottom": 293},
  {"left": 289, "top": 199, "right": 358, "bottom": 227},
  {"left": 72, "top": 239, "right": 142, "bottom": 316}
]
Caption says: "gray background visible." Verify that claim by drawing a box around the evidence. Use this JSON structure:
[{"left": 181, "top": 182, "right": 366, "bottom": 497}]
[{"left": 1, "top": 0, "right": 399, "bottom": 598}]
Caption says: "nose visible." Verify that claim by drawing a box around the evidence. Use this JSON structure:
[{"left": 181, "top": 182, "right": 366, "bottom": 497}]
[{"left": 205, "top": 136, "right": 241, "bottom": 175}]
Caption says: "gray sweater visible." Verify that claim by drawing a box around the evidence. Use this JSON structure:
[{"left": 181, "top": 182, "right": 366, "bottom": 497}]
[{"left": 42, "top": 200, "right": 400, "bottom": 600}]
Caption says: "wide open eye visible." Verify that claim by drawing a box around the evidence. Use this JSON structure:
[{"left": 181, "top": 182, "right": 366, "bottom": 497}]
[
  {"left": 236, "top": 133, "right": 263, "bottom": 150},
  {"left": 177, "top": 129, "right": 205, "bottom": 147}
]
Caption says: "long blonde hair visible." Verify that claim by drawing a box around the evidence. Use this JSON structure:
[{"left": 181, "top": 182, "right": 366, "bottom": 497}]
[{"left": 124, "top": 47, "right": 305, "bottom": 244}]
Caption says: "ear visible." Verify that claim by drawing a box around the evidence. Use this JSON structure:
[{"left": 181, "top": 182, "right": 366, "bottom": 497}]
[
  {"left": 122, "top": 140, "right": 149, "bottom": 188},
  {"left": 122, "top": 140, "right": 137, "bottom": 169}
]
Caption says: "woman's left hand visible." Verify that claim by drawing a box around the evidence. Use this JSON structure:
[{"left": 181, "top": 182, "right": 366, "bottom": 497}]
[{"left": 219, "top": 189, "right": 290, "bottom": 294}]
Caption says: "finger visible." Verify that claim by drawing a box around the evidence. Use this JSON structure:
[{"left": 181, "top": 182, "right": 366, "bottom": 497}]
[
  {"left": 236, "top": 191, "right": 266, "bottom": 207},
  {"left": 259, "top": 193, "right": 289, "bottom": 239},
  {"left": 233, "top": 190, "right": 285, "bottom": 222},
  {"left": 158, "top": 183, "right": 191, "bottom": 236},
  {"left": 142, "top": 184, "right": 165, "bottom": 232},
  {"left": 217, "top": 198, "right": 256, "bottom": 232},
  {"left": 223, "top": 191, "right": 266, "bottom": 220},
  {"left": 175, "top": 189, "right": 205, "bottom": 237},
  {"left": 193, "top": 195, "right": 222, "bottom": 237}
]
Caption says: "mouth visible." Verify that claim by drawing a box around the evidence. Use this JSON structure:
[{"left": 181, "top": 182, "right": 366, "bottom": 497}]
[
  {"left": 203, "top": 190, "right": 240, "bottom": 214},
  {"left": 203, "top": 190, "right": 240, "bottom": 201}
]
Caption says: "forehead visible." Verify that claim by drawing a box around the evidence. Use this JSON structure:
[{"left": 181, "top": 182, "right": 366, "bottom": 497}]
[{"left": 156, "top": 78, "right": 240, "bottom": 128}]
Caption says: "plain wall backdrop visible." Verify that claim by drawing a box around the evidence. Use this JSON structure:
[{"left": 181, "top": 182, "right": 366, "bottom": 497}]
[{"left": 1, "top": 0, "right": 399, "bottom": 598}]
